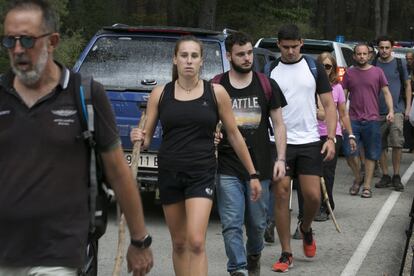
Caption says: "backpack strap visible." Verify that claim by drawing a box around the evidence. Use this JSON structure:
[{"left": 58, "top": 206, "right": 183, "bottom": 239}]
[
  {"left": 303, "top": 55, "right": 318, "bottom": 81},
  {"left": 396, "top": 58, "right": 406, "bottom": 91},
  {"left": 211, "top": 73, "right": 224, "bottom": 84},
  {"left": 264, "top": 59, "right": 279, "bottom": 77},
  {"left": 256, "top": 72, "right": 272, "bottom": 101},
  {"left": 372, "top": 57, "right": 378, "bottom": 66},
  {"left": 74, "top": 73, "right": 98, "bottom": 234}
]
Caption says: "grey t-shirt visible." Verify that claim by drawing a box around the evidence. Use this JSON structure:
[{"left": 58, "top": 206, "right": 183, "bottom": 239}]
[{"left": 376, "top": 58, "right": 409, "bottom": 114}]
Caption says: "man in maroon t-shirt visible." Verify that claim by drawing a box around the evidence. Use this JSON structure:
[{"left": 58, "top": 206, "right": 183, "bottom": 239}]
[{"left": 342, "top": 43, "right": 394, "bottom": 198}]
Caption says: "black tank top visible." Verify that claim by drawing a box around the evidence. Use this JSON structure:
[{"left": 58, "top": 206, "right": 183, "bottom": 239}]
[{"left": 158, "top": 80, "right": 218, "bottom": 171}]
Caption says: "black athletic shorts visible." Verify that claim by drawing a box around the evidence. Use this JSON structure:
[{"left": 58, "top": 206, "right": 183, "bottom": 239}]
[
  {"left": 285, "top": 141, "right": 323, "bottom": 178},
  {"left": 158, "top": 167, "right": 216, "bottom": 205}
]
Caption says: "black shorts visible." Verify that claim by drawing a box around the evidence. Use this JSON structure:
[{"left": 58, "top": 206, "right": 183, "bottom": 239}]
[
  {"left": 158, "top": 167, "right": 216, "bottom": 205},
  {"left": 286, "top": 141, "right": 323, "bottom": 178}
]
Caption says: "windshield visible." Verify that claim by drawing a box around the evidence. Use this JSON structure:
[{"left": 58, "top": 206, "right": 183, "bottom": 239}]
[{"left": 79, "top": 36, "right": 224, "bottom": 90}]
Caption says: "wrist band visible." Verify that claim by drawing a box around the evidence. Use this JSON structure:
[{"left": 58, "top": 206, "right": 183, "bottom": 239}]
[
  {"left": 277, "top": 159, "right": 286, "bottom": 163},
  {"left": 348, "top": 134, "right": 356, "bottom": 140}
]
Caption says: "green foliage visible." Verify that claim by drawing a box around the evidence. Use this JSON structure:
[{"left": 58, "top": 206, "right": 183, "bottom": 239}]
[
  {"left": 54, "top": 30, "right": 85, "bottom": 68},
  {"left": 216, "top": 0, "right": 314, "bottom": 41}
]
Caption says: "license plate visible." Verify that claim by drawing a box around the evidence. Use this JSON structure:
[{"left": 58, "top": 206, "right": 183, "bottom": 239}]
[{"left": 124, "top": 153, "right": 158, "bottom": 168}]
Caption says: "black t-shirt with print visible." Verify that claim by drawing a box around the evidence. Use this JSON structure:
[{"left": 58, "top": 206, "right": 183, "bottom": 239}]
[{"left": 217, "top": 72, "right": 287, "bottom": 181}]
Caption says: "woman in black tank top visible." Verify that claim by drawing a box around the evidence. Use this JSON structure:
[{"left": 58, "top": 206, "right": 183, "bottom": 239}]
[{"left": 130, "top": 36, "right": 261, "bottom": 276}]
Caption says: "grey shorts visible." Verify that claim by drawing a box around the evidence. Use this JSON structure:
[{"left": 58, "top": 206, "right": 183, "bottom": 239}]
[{"left": 380, "top": 113, "right": 405, "bottom": 149}]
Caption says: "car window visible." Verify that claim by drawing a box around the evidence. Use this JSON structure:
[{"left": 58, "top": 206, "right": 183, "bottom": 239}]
[
  {"left": 341, "top": 47, "right": 355, "bottom": 67},
  {"left": 79, "top": 36, "right": 224, "bottom": 90}
]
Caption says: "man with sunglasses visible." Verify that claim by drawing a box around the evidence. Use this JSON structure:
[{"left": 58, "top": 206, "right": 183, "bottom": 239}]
[{"left": 0, "top": 1, "right": 153, "bottom": 275}]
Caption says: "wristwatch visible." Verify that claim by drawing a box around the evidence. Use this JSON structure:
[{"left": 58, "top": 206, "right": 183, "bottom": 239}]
[
  {"left": 348, "top": 134, "right": 356, "bottom": 140},
  {"left": 327, "top": 136, "right": 337, "bottom": 144},
  {"left": 131, "top": 234, "right": 152, "bottom": 249},
  {"left": 249, "top": 172, "right": 260, "bottom": 180}
]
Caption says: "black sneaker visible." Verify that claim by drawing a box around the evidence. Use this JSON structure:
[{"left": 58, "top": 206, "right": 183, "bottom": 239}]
[
  {"left": 392, "top": 175, "right": 404, "bottom": 191},
  {"left": 375, "top": 175, "right": 392, "bottom": 188},
  {"left": 264, "top": 221, "right": 275, "bottom": 243},
  {"left": 373, "top": 162, "right": 382, "bottom": 178},
  {"left": 292, "top": 220, "right": 302, "bottom": 240},
  {"left": 230, "top": 270, "right": 247, "bottom": 276},
  {"left": 314, "top": 211, "right": 329, "bottom": 222},
  {"left": 247, "top": 254, "right": 261, "bottom": 276}
]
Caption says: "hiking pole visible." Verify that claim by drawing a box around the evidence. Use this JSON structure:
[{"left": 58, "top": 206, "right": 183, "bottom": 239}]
[
  {"left": 215, "top": 121, "right": 223, "bottom": 157},
  {"left": 289, "top": 179, "right": 293, "bottom": 211},
  {"left": 112, "top": 103, "right": 147, "bottom": 276},
  {"left": 320, "top": 177, "right": 341, "bottom": 233}
]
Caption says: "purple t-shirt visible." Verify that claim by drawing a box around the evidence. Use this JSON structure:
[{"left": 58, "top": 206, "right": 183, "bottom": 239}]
[
  {"left": 318, "top": 83, "right": 345, "bottom": 137},
  {"left": 342, "top": 66, "right": 388, "bottom": 121}
]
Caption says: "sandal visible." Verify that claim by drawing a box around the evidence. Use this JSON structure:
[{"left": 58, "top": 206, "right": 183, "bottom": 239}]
[
  {"left": 349, "top": 180, "right": 362, "bottom": 195},
  {"left": 361, "top": 188, "right": 372, "bottom": 198}
]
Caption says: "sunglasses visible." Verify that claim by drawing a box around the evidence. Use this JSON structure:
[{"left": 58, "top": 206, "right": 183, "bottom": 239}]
[
  {"left": 323, "top": 64, "right": 333, "bottom": 70},
  {"left": 2, "top": 33, "right": 52, "bottom": 49}
]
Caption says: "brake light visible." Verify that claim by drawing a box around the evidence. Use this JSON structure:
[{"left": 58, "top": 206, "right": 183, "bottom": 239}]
[{"left": 337, "top": 66, "right": 346, "bottom": 82}]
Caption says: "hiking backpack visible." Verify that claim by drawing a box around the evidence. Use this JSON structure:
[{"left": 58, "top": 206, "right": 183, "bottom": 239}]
[
  {"left": 264, "top": 55, "right": 318, "bottom": 81},
  {"left": 211, "top": 71, "right": 273, "bottom": 101},
  {"left": 73, "top": 73, "right": 112, "bottom": 276},
  {"left": 211, "top": 71, "right": 274, "bottom": 134}
]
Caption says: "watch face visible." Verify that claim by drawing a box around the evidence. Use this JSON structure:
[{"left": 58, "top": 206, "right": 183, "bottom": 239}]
[
  {"left": 143, "top": 235, "right": 152, "bottom": 248},
  {"left": 132, "top": 234, "right": 152, "bottom": 249}
]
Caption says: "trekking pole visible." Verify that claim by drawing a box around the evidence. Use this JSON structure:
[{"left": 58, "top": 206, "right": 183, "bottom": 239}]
[
  {"left": 289, "top": 179, "right": 293, "bottom": 211},
  {"left": 215, "top": 121, "right": 222, "bottom": 158},
  {"left": 320, "top": 177, "right": 341, "bottom": 233},
  {"left": 112, "top": 103, "right": 147, "bottom": 276}
]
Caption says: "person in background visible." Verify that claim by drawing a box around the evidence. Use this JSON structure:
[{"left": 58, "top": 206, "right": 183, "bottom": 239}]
[
  {"left": 403, "top": 51, "right": 414, "bottom": 152},
  {"left": 314, "top": 52, "right": 357, "bottom": 221},
  {"left": 131, "top": 35, "right": 261, "bottom": 276},
  {"left": 342, "top": 43, "right": 394, "bottom": 198},
  {"left": 373, "top": 36, "right": 411, "bottom": 192}
]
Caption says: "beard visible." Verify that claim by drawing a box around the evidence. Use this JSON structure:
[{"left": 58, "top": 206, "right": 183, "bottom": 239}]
[
  {"left": 356, "top": 60, "right": 368, "bottom": 68},
  {"left": 11, "top": 43, "right": 49, "bottom": 86},
  {"left": 231, "top": 60, "right": 252, "bottom": 74}
]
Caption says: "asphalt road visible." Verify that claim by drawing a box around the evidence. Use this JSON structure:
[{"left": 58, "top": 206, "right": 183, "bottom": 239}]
[{"left": 98, "top": 152, "right": 414, "bottom": 276}]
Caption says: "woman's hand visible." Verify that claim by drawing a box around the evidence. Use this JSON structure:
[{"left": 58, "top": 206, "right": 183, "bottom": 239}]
[{"left": 130, "top": 127, "right": 146, "bottom": 144}]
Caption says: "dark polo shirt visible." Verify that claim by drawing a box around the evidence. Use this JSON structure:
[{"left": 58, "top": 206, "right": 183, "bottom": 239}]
[{"left": 0, "top": 64, "right": 120, "bottom": 268}]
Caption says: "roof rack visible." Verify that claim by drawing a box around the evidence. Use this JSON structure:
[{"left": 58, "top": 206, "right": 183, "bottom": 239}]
[{"left": 102, "top": 24, "right": 222, "bottom": 36}]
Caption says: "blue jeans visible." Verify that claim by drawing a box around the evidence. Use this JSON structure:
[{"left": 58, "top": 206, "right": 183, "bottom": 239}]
[
  {"left": 343, "top": 120, "right": 382, "bottom": 160},
  {"left": 216, "top": 174, "right": 269, "bottom": 272}
]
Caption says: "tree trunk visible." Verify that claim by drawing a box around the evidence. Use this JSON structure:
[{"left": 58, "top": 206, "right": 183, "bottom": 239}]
[
  {"left": 375, "top": 0, "right": 381, "bottom": 37},
  {"left": 336, "top": 0, "right": 347, "bottom": 37},
  {"left": 381, "top": 0, "right": 390, "bottom": 34},
  {"left": 324, "top": 0, "right": 335, "bottom": 40},
  {"left": 167, "top": 0, "right": 180, "bottom": 25},
  {"left": 198, "top": 0, "right": 217, "bottom": 30}
]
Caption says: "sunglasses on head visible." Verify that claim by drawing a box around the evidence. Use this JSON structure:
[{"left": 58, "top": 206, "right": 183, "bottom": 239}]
[
  {"left": 1, "top": 33, "right": 52, "bottom": 49},
  {"left": 323, "top": 64, "right": 333, "bottom": 70}
]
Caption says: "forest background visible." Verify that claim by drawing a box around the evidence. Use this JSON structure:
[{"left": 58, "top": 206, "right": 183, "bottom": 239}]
[{"left": 0, "top": 0, "right": 413, "bottom": 71}]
